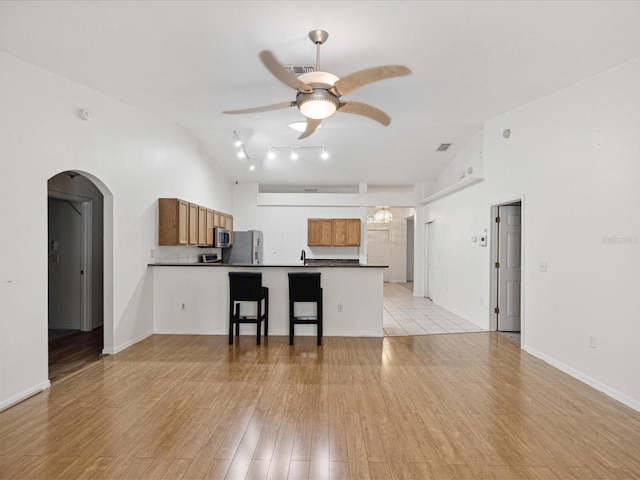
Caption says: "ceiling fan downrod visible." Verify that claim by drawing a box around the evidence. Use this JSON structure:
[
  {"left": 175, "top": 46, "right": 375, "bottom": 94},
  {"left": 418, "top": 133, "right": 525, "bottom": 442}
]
[{"left": 308, "top": 30, "right": 329, "bottom": 72}]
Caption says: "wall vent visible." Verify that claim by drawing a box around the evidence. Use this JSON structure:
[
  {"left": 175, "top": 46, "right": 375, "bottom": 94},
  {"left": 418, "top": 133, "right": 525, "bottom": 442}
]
[
  {"left": 284, "top": 65, "right": 315, "bottom": 76},
  {"left": 437, "top": 143, "right": 452, "bottom": 152},
  {"left": 304, "top": 188, "right": 318, "bottom": 193}
]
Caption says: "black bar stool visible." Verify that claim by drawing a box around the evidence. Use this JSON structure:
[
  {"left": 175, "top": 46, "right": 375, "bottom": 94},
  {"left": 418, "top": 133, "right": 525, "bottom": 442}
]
[
  {"left": 288, "top": 272, "right": 323, "bottom": 346},
  {"left": 228, "top": 272, "right": 269, "bottom": 345}
]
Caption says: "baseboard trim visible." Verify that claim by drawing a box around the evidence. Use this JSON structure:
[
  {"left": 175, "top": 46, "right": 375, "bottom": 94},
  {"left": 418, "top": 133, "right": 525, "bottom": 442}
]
[
  {"left": 111, "top": 331, "right": 153, "bottom": 354},
  {"left": 523, "top": 345, "right": 640, "bottom": 413},
  {"left": 0, "top": 380, "right": 51, "bottom": 412}
]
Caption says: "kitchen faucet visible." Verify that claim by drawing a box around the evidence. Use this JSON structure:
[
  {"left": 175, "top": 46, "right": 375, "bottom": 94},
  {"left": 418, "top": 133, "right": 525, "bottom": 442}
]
[{"left": 300, "top": 249, "right": 306, "bottom": 265}]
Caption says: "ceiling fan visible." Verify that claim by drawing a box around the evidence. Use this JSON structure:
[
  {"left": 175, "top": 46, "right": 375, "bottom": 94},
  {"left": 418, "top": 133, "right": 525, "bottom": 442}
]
[{"left": 223, "top": 30, "right": 412, "bottom": 139}]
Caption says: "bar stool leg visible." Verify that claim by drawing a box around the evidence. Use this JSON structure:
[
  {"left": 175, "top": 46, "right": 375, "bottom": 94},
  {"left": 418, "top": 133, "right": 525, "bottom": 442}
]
[
  {"left": 229, "top": 301, "right": 235, "bottom": 345},
  {"left": 289, "top": 300, "right": 294, "bottom": 345},
  {"left": 256, "top": 301, "right": 262, "bottom": 345},
  {"left": 264, "top": 293, "right": 269, "bottom": 337},
  {"left": 317, "top": 299, "right": 323, "bottom": 346}
]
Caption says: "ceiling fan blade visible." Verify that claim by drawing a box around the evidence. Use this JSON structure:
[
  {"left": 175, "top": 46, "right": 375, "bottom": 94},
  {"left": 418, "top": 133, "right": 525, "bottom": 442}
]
[
  {"left": 337, "top": 101, "right": 391, "bottom": 126},
  {"left": 333, "top": 65, "right": 411, "bottom": 97},
  {"left": 259, "top": 50, "right": 313, "bottom": 93},
  {"left": 222, "top": 101, "right": 294, "bottom": 115},
  {"left": 298, "top": 118, "right": 323, "bottom": 140}
]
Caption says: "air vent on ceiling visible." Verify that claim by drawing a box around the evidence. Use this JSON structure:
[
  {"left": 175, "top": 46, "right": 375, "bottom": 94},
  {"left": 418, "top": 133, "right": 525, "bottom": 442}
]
[
  {"left": 283, "top": 65, "right": 315, "bottom": 76},
  {"left": 437, "top": 143, "right": 452, "bottom": 152}
]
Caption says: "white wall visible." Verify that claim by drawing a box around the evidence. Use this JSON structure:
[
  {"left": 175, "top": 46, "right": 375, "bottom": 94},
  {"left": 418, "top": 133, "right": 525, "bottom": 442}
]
[
  {"left": 416, "top": 56, "right": 640, "bottom": 410},
  {"left": 0, "top": 52, "right": 232, "bottom": 410}
]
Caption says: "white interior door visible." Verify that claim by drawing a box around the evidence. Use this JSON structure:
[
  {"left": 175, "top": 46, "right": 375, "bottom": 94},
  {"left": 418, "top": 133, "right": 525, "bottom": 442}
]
[
  {"left": 425, "top": 221, "right": 435, "bottom": 299},
  {"left": 48, "top": 197, "right": 83, "bottom": 330},
  {"left": 367, "top": 230, "right": 390, "bottom": 282},
  {"left": 497, "top": 205, "right": 521, "bottom": 331}
]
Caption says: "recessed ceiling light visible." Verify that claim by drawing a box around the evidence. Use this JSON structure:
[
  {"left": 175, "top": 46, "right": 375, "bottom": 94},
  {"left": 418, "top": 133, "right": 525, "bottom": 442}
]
[{"left": 288, "top": 121, "right": 322, "bottom": 133}]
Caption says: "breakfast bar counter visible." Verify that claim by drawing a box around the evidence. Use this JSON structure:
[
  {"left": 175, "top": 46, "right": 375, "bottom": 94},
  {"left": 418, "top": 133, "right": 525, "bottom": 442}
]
[{"left": 149, "top": 263, "right": 386, "bottom": 338}]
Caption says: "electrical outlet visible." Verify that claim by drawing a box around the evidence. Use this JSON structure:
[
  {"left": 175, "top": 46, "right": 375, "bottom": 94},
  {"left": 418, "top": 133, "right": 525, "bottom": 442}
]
[
  {"left": 589, "top": 335, "right": 596, "bottom": 349},
  {"left": 150, "top": 248, "right": 155, "bottom": 259},
  {"left": 181, "top": 303, "right": 186, "bottom": 311},
  {"left": 337, "top": 303, "right": 343, "bottom": 312}
]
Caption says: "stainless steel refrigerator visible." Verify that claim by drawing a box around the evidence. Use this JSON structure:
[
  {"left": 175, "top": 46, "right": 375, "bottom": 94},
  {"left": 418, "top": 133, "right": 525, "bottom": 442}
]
[{"left": 223, "top": 230, "right": 263, "bottom": 264}]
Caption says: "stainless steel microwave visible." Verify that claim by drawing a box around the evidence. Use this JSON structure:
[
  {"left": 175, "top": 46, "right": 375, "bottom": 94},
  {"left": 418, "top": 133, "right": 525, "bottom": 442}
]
[{"left": 214, "top": 227, "right": 231, "bottom": 248}]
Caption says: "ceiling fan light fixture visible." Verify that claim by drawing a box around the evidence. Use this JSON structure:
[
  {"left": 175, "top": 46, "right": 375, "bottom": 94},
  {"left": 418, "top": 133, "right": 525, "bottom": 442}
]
[
  {"left": 288, "top": 121, "right": 322, "bottom": 133},
  {"left": 297, "top": 89, "right": 339, "bottom": 120},
  {"left": 297, "top": 71, "right": 339, "bottom": 88}
]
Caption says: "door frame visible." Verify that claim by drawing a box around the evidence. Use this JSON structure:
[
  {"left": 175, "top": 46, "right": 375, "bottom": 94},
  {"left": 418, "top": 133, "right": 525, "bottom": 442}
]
[
  {"left": 48, "top": 190, "right": 93, "bottom": 332},
  {"left": 489, "top": 197, "right": 525, "bottom": 343}
]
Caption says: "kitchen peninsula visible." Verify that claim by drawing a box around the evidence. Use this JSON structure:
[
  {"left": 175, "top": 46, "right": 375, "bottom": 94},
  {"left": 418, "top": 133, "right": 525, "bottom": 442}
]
[{"left": 149, "top": 262, "right": 386, "bottom": 337}]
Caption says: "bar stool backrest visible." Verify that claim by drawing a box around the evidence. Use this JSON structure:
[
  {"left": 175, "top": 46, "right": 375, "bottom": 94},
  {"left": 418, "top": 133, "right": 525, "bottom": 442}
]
[
  {"left": 288, "top": 272, "right": 322, "bottom": 302},
  {"left": 229, "top": 272, "right": 263, "bottom": 301}
]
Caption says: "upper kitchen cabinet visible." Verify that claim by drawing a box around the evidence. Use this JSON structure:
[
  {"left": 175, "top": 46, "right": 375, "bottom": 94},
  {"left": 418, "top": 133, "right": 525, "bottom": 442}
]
[
  {"left": 158, "top": 198, "right": 190, "bottom": 245},
  {"left": 333, "top": 219, "right": 361, "bottom": 246},
  {"left": 206, "top": 209, "right": 214, "bottom": 246},
  {"left": 188, "top": 203, "right": 199, "bottom": 245},
  {"left": 308, "top": 218, "right": 361, "bottom": 246},
  {"left": 307, "top": 219, "right": 334, "bottom": 246},
  {"left": 158, "top": 198, "right": 231, "bottom": 247},
  {"left": 197, "top": 206, "right": 207, "bottom": 246}
]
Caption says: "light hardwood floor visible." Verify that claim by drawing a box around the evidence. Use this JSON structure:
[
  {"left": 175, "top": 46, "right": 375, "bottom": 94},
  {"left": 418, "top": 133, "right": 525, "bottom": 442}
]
[{"left": 2, "top": 333, "right": 640, "bottom": 479}]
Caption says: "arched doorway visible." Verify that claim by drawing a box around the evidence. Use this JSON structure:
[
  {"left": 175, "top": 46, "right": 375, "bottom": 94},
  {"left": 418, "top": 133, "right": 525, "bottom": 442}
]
[{"left": 47, "top": 170, "right": 113, "bottom": 381}]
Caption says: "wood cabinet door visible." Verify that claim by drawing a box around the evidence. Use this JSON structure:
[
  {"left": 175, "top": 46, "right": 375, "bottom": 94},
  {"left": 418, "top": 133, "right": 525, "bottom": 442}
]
[
  {"left": 346, "top": 219, "right": 361, "bottom": 246},
  {"left": 333, "top": 219, "right": 348, "bottom": 246},
  {"left": 205, "top": 209, "right": 214, "bottom": 246},
  {"left": 219, "top": 213, "right": 227, "bottom": 229},
  {"left": 177, "top": 200, "right": 189, "bottom": 245},
  {"left": 188, "top": 203, "right": 198, "bottom": 245},
  {"left": 213, "top": 210, "right": 221, "bottom": 228},
  {"left": 197, "top": 206, "right": 207, "bottom": 245},
  {"left": 308, "top": 219, "right": 333, "bottom": 246},
  {"left": 332, "top": 219, "right": 361, "bottom": 246}
]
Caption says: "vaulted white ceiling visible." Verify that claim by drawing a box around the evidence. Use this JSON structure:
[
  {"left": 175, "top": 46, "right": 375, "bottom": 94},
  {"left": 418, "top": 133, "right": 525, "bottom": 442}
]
[{"left": 1, "top": 1, "right": 640, "bottom": 189}]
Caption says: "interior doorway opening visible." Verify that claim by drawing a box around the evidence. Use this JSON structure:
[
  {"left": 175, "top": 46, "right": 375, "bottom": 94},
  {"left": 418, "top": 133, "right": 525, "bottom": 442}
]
[
  {"left": 48, "top": 171, "right": 107, "bottom": 382},
  {"left": 490, "top": 200, "right": 523, "bottom": 345},
  {"left": 365, "top": 207, "right": 415, "bottom": 284}
]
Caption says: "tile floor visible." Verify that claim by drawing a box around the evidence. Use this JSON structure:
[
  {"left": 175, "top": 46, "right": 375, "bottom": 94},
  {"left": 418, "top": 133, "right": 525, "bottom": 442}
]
[{"left": 383, "top": 282, "right": 485, "bottom": 336}]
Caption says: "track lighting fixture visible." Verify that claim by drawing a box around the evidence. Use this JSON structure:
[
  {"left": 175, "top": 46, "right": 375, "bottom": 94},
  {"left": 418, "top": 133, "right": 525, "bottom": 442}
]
[
  {"left": 232, "top": 131, "right": 255, "bottom": 170},
  {"left": 268, "top": 145, "right": 329, "bottom": 161},
  {"left": 233, "top": 131, "right": 242, "bottom": 148}
]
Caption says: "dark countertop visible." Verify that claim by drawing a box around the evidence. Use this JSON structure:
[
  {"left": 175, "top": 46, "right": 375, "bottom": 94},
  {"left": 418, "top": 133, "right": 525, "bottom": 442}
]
[{"left": 148, "top": 262, "right": 387, "bottom": 268}]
